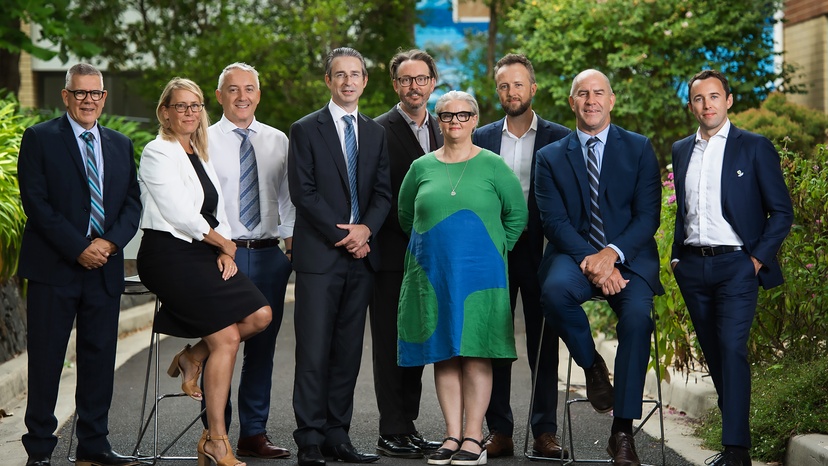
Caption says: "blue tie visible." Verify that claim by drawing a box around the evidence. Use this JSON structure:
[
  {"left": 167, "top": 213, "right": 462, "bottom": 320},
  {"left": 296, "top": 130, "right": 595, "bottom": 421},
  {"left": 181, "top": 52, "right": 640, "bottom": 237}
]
[
  {"left": 234, "top": 128, "right": 261, "bottom": 230},
  {"left": 81, "top": 131, "right": 104, "bottom": 238},
  {"left": 586, "top": 137, "right": 605, "bottom": 250},
  {"left": 343, "top": 115, "right": 360, "bottom": 223}
]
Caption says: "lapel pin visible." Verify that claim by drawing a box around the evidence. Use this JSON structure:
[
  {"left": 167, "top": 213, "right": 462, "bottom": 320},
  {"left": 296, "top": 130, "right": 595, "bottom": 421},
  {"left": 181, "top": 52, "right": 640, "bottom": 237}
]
[{"left": 736, "top": 170, "right": 744, "bottom": 177}]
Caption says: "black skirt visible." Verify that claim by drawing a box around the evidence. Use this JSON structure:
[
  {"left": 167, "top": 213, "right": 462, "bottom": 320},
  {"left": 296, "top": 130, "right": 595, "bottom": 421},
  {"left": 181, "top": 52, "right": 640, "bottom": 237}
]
[{"left": 137, "top": 229, "right": 268, "bottom": 338}]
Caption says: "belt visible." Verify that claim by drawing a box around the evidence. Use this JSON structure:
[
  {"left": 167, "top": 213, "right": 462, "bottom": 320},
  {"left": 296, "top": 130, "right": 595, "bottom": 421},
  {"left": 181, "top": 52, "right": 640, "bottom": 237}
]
[
  {"left": 684, "top": 245, "right": 742, "bottom": 257},
  {"left": 232, "top": 238, "right": 280, "bottom": 249}
]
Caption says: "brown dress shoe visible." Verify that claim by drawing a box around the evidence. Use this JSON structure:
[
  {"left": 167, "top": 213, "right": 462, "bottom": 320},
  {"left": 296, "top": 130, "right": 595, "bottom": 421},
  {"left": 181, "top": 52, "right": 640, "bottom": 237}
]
[
  {"left": 532, "top": 432, "right": 568, "bottom": 459},
  {"left": 606, "top": 431, "right": 640, "bottom": 466},
  {"left": 237, "top": 433, "right": 291, "bottom": 459},
  {"left": 584, "top": 351, "right": 614, "bottom": 413},
  {"left": 484, "top": 432, "right": 513, "bottom": 458}
]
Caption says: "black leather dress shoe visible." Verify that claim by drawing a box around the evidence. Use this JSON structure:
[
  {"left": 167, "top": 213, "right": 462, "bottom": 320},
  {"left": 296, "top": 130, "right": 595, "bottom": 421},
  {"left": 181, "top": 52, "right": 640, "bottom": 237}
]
[
  {"left": 377, "top": 435, "right": 422, "bottom": 458},
  {"left": 408, "top": 431, "right": 441, "bottom": 451},
  {"left": 330, "top": 442, "right": 380, "bottom": 463},
  {"left": 584, "top": 351, "right": 614, "bottom": 413},
  {"left": 298, "top": 445, "right": 326, "bottom": 466},
  {"left": 606, "top": 432, "right": 640, "bottom": 466},
  {"left": 26, "top": 455, "right": 51, "bottom": 466},
  {"left": 75, "top": 449, "right": 139, "bottom": 466},
  {"left": 706, "top": 449, "right": 751, "bottom": 466}
]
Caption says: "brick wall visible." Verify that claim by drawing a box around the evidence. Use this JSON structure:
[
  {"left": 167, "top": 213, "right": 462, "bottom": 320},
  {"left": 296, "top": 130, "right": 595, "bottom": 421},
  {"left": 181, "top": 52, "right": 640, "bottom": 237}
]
[
  {"left": 786, "top": 0, "right": 828, "bottom": 26},
  {"left": 784, "top": 15, "right": 827, "bottom": 112}
]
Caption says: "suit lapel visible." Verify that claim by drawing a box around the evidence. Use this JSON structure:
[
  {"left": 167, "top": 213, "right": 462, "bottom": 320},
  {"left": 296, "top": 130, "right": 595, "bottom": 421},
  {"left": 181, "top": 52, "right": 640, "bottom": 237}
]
[
  {"left": 98, "top": 125, "right": 115, "bottom": 207},
  {"left": 430, "top": 114, "right": 444, "bottom": 149},
  {"left": 565, "top": 133, "right": 590, "bottom": 214},
  {"left": 60, "top": 115, "right": 87, "bottom": 183},
  {"left": 388, "top": 109, "right": 424, "bottom": 163},
  {"left": 599, "top": 125, "right": 624, "bottom": 199},
  {"left": 721, "top": 125, "right": 743, "bottom": 207},
  {"left": 674, "top": 136, "right": 694, "bottom": 216},
  {"left": 316, "top": 108, "right": 349, "bottom": 189}
]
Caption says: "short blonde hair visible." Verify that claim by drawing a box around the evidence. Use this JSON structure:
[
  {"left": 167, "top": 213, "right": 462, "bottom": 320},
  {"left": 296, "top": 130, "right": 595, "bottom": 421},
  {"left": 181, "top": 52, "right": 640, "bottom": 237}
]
[{"left": 156, "top": 77, "right": 211, "bottom": 161}]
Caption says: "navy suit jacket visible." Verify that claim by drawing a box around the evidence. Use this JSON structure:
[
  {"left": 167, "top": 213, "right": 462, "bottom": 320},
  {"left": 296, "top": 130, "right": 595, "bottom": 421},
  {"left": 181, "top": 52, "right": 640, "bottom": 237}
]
[
  {"left": 535, "top": 124, "right": 664, "bottom": 295},
  {"left": 17, "top": 114, "right": 141, "bottom": 296},
  {"left": 670, "top": 125, "right": 793, "bottom": 289},
  {"left": 288, "top": 105, "right": 392, "bottom": 273},
  {"left": 374, "top": 107, "right": 443, "bottom": 272},
  {"left": 473, "top": 116, "right": 571, "bottom": 268}
]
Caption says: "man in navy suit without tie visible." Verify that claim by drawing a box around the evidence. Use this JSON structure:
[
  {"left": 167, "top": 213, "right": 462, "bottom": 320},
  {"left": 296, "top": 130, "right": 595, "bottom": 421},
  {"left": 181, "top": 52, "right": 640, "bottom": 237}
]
[
  {"left": 472, "top": 53, "right": 570, "bottom": 459},
  {"left": 670, "top": 70, "right": 792, "bottom": 466},
  {"left": 535, "top": 69, "right": 663, "bottom": 466},
  {"left": 288, "top": 47, "right": 391, "bottom": 466},
  {"left": 17, "top": 63, "right": 141, "bottom": 466}
]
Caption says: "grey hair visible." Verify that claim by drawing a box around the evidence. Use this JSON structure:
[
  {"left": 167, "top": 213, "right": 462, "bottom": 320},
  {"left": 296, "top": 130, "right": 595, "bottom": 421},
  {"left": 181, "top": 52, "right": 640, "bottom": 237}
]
[
  {"left": 217, "top": 62, "right": 260, "bottom": 90},
  {"left": 324, "top": 47, "right": 368, "bottom": 77},
  {"left": 435, "top": 90, "right": 480, "bottom": 116},
  {"left": 65, "top": 63, "right": 103, "bottom": 89},
  {"left": 570, "top": 69, "right": 613, "bottom": 97}
]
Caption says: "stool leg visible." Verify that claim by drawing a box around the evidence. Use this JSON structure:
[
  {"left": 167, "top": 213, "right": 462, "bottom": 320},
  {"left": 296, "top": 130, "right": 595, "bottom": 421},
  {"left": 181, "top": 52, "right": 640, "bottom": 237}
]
[
  {"left": 523, "top": 317, "right": 546, "bottom": 458},
  {"left": 651, "top": 307, "right": 666, "bottom": 466}
]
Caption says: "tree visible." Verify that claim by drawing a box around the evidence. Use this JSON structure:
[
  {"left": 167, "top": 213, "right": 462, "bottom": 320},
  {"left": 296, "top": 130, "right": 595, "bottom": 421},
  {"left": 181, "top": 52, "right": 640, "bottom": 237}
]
[
  {"left": 0, "top": 0, "right": 113, "bottom": 96},
  {"left": 506, "top": 0, "right": 801, "bottom": 165}
]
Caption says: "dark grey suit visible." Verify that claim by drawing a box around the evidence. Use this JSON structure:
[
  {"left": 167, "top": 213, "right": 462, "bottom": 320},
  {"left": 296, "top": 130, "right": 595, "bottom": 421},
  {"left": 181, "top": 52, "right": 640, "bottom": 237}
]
[{"left": 288, "top": 104, "right": 391, "bottom": 448}]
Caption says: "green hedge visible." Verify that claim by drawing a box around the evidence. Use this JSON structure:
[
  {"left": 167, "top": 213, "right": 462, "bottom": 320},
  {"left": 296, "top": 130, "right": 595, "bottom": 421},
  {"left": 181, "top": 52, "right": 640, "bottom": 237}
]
[{"left": 0, "top": 97, "right": 154, "bottom": 281}]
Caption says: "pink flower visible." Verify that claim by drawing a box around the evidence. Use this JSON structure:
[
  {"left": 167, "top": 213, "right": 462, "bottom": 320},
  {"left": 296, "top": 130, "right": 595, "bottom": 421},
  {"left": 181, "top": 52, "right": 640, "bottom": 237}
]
[
  {"left": 805, "top": 263, "right": 814, "bottom": 269},
  {"left": 667, "top": 172, "right": 674, "bottom": 180},
  {"left": 668, "top": 195, "right": 676, "bottom": 205}
]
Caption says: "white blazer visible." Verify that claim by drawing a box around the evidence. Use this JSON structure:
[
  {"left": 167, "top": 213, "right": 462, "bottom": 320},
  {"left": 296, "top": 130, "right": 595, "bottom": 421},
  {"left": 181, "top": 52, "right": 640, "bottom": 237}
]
[{"left": 138, "top": 135, "right": 231, "bottom": 241}]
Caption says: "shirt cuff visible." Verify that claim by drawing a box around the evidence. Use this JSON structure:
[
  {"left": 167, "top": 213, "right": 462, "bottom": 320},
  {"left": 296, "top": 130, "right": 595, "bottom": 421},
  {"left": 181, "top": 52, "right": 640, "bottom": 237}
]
[{"left": 608, "top": 243, "right": 625, "bottom": 263}]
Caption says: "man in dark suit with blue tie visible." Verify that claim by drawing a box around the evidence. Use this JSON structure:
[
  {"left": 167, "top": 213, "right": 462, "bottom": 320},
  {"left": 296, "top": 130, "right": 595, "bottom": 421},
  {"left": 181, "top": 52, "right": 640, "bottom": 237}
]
[
  {"left": 670, "top": 70, "right": 793, "bottom": 466},
  {"left": 288, "top": 47, "right": 391, "bottom": 466},
  {"left": 472, "top": 53, "right": 570, "bottom": 459},
  {"left": 371, "top": 49, "right": 442, "bottom": 459},
  {"left": 17, "top": 63, "right": 141, "bottom": 466},
  {"left": 535, "top": 69, "right": 663, "bottom": 466}
]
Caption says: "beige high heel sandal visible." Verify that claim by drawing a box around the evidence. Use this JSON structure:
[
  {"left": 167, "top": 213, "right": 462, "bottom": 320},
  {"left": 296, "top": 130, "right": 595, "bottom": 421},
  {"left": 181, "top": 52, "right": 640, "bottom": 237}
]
[
  {"left": 197, "top": 433, "right": 246, "bottom": 466},
  {"left": 166, "top": 344, "right": 203, "bottom": 400}
]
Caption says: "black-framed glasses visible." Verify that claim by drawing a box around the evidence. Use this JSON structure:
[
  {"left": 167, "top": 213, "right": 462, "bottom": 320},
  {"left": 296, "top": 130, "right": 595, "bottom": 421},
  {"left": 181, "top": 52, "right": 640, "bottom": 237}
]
[
  {"left": 66, "top": 89, "right": 106, "bottom": 101},
  {"left": 396, "top": 75, "right": 431, "bottom": 87},
  {"left": 438, "top": 111, "right": 475, "bottom": 123},
  {"left": 167, "top": 103, "right": 205, "bottom": 113}
]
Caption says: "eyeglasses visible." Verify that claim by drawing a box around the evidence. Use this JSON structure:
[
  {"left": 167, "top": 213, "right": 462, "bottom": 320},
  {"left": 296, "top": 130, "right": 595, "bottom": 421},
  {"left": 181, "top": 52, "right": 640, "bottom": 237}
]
[
  {"left": 167, "top": 103, "right": 205, "bottom": 113},
  {"left": 438, "top": 111, "right": 475, "bottom": 123},
  {"left": 332, "top": 71, "right": 364, "bottom": 81},
  {"left": 66, "top": 89, "right": 106, "bottom": 101},
  {"left": 396, "top": 75, "right": 431, "bottom": 87}
]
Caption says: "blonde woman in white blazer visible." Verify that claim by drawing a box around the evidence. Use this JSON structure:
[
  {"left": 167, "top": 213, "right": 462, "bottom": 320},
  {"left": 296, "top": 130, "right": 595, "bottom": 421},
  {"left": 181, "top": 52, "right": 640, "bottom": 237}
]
[{"left": 136, "top": 77, "right": 271, "bottom": 466}]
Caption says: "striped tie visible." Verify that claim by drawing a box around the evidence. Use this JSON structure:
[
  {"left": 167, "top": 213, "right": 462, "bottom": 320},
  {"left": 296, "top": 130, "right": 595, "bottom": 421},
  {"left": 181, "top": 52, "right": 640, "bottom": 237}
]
[
  {"left": 586, "top": 137, "right": 606, "bottom": 250},
  {"left": 234, "top": 128, "right": 261, "bottom": 230},
  {"left": 343, "top": 115, "right": 360, "bottom": 223},
  {"left": 81, "top": 131, "right": 105, "bottom": 238}
]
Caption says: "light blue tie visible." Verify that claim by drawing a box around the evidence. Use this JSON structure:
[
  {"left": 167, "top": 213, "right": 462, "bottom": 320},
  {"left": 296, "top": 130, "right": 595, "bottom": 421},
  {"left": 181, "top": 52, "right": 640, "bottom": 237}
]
[
  {"left": 234, "top": 128, "right": 261, "bottom": 230},
  {"left": 81, "top": 131, "right": 104, "bottom": 238},
  {"left": 586, "top": 137, "right": 605, "bottom": 250},
  {"left": 343, "top": 115, "right": 360, "bottom": 223}
]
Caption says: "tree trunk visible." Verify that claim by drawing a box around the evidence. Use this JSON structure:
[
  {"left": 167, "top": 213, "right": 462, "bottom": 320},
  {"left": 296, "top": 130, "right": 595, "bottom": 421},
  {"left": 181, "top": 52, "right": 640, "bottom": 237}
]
[{"left": 0, "top": 17, "right": 22, "bottom": 97}]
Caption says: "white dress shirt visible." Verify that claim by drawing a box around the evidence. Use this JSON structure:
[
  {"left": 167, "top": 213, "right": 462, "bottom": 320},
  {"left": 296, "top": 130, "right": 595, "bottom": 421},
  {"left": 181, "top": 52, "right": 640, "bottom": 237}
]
[
  {"left": 683, "top": 119, "right": 743, "bottom": 247},
  {"left": 208, "top": 115, "right": 295, "bottom": 241},
  {"left": 575, "top": 127, "right": 626, "bottom": 263},
  {"left": 67, "top": 116, "right": 105, "bottom": 238},
  {"left": 328, "top": 100, "right": 360, "bottom": 223},
  {"left": 500, "top": 112, "right": 537, "bottom": 205}
]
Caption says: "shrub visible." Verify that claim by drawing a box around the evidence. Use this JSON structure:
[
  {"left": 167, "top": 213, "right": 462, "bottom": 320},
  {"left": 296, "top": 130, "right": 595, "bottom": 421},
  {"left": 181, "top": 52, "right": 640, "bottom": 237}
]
[{"left": 731, "top": 92, "right": 828, "bottom": 155}]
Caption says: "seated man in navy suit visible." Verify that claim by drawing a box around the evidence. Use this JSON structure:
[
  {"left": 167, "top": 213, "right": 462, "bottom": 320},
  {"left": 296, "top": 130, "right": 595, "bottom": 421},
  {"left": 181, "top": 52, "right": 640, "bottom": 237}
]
[
  {"left": 535, "top": 69, "right": 663, "bottom": 466},
  {"left": 670, "top": 70, "right": 793, "bottom": 466}
]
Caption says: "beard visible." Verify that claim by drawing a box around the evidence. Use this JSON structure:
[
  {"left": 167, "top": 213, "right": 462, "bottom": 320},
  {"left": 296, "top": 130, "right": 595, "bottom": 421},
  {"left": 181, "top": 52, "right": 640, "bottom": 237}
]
[
  {"left": 401, "top": 90, "right": 426, "bottom": 112},
  {"left": 502, "top": 98, "right": 532, "bottom": 117}
]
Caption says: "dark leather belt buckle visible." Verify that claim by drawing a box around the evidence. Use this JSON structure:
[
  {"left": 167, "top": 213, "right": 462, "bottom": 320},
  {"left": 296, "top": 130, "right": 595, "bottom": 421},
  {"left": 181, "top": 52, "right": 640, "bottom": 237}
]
[{"left": 700, "top": 247, "right": 714, "bottom": 257}]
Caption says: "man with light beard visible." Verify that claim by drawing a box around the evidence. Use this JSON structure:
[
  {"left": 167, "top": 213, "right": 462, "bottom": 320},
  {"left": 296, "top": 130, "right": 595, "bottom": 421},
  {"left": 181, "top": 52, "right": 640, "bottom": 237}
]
[
  {"left": 472, "top": 53, "right": 570, "bottom": 459},
  {"left": 371, "top": 49, "right": 443, "bottom": 459}
]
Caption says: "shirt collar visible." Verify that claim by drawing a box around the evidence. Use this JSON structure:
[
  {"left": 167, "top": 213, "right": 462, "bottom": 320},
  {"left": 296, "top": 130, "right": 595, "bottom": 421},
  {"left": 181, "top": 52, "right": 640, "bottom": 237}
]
[
  {"left": 218, "top": 114, "right": 261, "bottom": 134},
  {"left": 67, "top": 114, "right": 100, "bottom": 141},
  {"left": 501, "top": 111, "right": 538, "bottom": 136},
  {"left": 396, "top": 103, "right": 428, "bottom": 128},
  {"left": 328, "top": 100, "right": 358, "bottom": 122},
  {"left": 576, "top": 125, "right": 610, "bottom": 148},
  {"left": 695, "top": 118, "right": 731, "bottom": 144}
]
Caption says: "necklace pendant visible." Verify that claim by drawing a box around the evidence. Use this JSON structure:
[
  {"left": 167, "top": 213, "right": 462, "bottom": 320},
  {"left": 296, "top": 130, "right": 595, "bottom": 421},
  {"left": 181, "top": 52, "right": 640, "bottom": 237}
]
[{"left": 451, "top": 190, "right": 456, "bottom": 196}]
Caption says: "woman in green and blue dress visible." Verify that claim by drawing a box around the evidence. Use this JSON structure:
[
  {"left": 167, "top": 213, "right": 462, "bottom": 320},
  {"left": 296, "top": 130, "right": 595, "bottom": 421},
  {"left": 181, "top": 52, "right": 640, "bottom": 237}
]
[{"left": 397, "top": 90, "right": 528, "bottom": 466}]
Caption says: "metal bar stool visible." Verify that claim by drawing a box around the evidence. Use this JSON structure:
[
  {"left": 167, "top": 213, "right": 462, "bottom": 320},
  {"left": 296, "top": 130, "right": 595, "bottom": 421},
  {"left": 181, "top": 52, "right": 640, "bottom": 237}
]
[{"left": 522, "top": 303, "right": 666, "bottom": 465}]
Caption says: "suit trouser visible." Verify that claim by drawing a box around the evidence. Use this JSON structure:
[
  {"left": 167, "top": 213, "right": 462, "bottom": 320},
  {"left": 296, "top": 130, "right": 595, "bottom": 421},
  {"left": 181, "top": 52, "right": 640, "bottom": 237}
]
[
  {"left": 673, "top": 250, "right": 757, "bottom": 448},
  {"left": 486, "top": 237, "right": 560, "bottom": 438},
  {"left": 293, "top": 259, "right": 373, "bottom": 448},
  {"left": 23, "top": 268, "right": 120, "bottom": 457},
  {"left": 370, "top": 270, "right": 425, "bottom": 436},
  {"left": 539, "top": 254, "right": 653, "bottom": 420}
]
